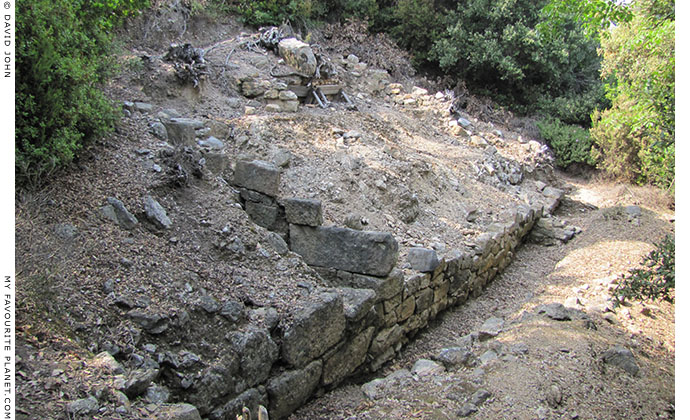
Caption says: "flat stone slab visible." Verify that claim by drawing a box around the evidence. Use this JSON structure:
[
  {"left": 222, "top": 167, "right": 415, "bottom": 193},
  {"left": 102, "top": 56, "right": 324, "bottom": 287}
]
[
  {"left": 233, "top": 160, "right": 281, "bottom": 197},
  {"left": 289, "top": 225, "right": 398, "bottom": 277}
]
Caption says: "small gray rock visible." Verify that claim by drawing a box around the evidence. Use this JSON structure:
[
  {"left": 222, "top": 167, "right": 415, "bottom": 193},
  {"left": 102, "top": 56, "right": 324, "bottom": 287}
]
[
  {"left": 479, "top": 349, "right": 498, "bottom": 365},
  {"left": 199, "top": 295, "right": 220, "bottom": 313},
  {"left": 546, "top": 384, "right": 562, "bottom": 408},
  {"left": 68, "top": 396, "right": 99, "bottom": 415},
  {"left": 537, "top": 303, "right": 572, "bottom": 321},
  {"left": 134, "top": 102, "right": 154, "bottom": 113},
  {"left": 470, "top": 389, "right": 492, "bottom": 406},
  {"left": 457, "top": 117, "right": 472, "bottom": 128},
  {"left": 144, "top": 384, "right": 170, "bottom": 404},
  {"left": 411, "top": 359, "right": 445, "bottom": 377},
  {"left": 106, "top": 197, "right": 139, "bottom": 230},
  {"left": 458, "top": 403, "right": 478, "bottom": 417},
  {"left": 220, "top": 300, "right": 246, "bottom": 324},
  {"left": 150, "top": 122, "right": 168, "bottom": 140},
  {"left": 124, "top": 369, "right": 159, "bottom": 398},
  {"left": 155, "top": 403, "right": 201, "bottom": 420},
  {"left": 198, "top": 136, "right": 224, "bottom": 150},
  {"left": 602, "top": 345, "right": 639, "bottom": 376},
  {"left": 143, "top": 195, "right": 172, "bottom": 229},
  {"left": 478, "top": 317, "right": 504, "bottom": 340},
  {"left": 434, "top": 347, "right": 472, "bottom": 367},
  {"left": 93, "top": 351, "right": 125, "bottom": 374}
]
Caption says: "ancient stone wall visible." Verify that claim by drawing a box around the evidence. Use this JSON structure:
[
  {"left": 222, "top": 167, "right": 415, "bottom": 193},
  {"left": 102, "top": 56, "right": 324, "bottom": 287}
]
[{"left": 213, "top": 159, "right": 557, "bottom": 419}]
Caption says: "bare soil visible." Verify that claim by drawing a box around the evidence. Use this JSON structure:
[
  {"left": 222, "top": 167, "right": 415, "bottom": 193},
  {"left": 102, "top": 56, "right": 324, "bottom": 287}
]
[{"left": 14, "top": 4, "right": 675, "bottom": 420}]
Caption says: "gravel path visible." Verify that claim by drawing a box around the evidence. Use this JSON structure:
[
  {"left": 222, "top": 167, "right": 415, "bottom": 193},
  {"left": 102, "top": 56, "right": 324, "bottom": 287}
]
[{"left": 290, "top": 177, "right": 675, "bottom": 420}]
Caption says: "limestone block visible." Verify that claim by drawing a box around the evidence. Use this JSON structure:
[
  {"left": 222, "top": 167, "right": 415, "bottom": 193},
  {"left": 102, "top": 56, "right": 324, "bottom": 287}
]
[
  {"left": 369, "top": 324, "right": 403, "bottom": 356},
  {"left": 210, "top": 388, "right": 267, "bottom": 420},
  {"left": 244, "top": 201, "right": 288, "bottom": 235},
  {"left": 267, "top": 360, "right": 322, "bottom": 419},
  {"left": 283, "top": 198, "right": 323, "bottom": 226},
  {"left": 415, "top": 288, "right": 434, "bottom": 313},
  {"left": 233, "top": 160, "right": 281, "bottom": 197},
  {"left": 322, "top": 327, "right": 375, "bottom": 386},
  {"left": 407, "top": 248, "right": 439, "bottom": 272},
  {"left": 163, "top": 118, "right": 203, "bottom": 146},
  {"left": 289, "top": 225, "right": 398, "bottom": 277},
  {"left": 228, "top": 328, "right": 278, "bottom": 387},
  {"left": 338, "top": 287, "right": 376, "bottom": 322},
  {"left": 281, "top": 292, "right": 345, "bottom": 367}
]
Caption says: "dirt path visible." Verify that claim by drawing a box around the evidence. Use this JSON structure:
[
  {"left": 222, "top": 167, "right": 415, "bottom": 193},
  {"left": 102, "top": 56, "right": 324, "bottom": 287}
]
[{"left": 291, "top": 177, "right": 675, "bottom": 420}]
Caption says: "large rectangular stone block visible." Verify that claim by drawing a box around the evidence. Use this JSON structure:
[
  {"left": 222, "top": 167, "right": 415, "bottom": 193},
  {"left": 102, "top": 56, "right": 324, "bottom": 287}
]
[
  {"left": 283, "top": 198, "right": 323, "bottom": 226},
  {"left": 233, "top": 160, "right": 281, "bottom": 197},
  {"left": 281, "top": 292, "right": 345, "bottom": 368},
  {"left": 289, "top": 225, "right": 398, "bottom": 277}
]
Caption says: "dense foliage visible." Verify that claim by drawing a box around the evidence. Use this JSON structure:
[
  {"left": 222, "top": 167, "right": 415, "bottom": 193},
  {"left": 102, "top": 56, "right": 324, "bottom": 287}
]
[
  {"left": 16, "top": 0, "right": 148, "bottom": 185},
  {"left": 431, "top": 0, "right": 605, "bottom": 123},
  {"left": 590, "top": 0, "right": 675, "bottom": 189},
  {"left": 537, "top": 118, "right": 595, "bottom": 169},
  {"left": 614, "top": 234, "right": 675, "bottom": 305}
]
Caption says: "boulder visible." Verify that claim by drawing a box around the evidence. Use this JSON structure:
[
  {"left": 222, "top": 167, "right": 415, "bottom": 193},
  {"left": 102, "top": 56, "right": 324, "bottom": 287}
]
[
  {"left": 338, "top": 287, "right": 377, "bottom": 322},
  {"left": 278, "top": 38, "right": 317, "bottom": 76},
  {"left": 289, "top": 225, "right": 398, "bottom": 277}
]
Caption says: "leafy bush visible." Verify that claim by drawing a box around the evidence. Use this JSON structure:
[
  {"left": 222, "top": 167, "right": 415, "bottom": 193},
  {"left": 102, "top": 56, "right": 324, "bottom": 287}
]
[
  {"left": 590, "top": 0, "right": 674, "bottom": 189},
  {"left": 429, "top": 0, "right": 604, "bottom": 122},
  {"left": 16, "top": 0, "right": 148, "bottom": 185},
  {"left": 614, "top": 234, "right": 675, "bottom": 305},
  {"left": 389, "top": 0, "right": 445, "bottom": 66},
  {"left": 537, "top": 118, "right": 595, "bottom": 169}
]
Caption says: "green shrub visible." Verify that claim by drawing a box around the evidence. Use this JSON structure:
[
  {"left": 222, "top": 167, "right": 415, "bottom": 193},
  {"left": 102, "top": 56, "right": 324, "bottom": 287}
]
[
  {"left": 430, "top": 0, "right": 604, "bottom": 122},
  {"left": 16, "top": 0, "right": 148, "bottom": 185},
  {"left": 389, "top": 0, "right": 445, "bottom": 66},
  {"left": 537, "top": 118, "right": 596, "bottom": 169},
  {"left": 590, "top": 0, "right": 674, "bottom": 189},
  {"left": 613, "top": 234, "right": 675, "bottom": 305}
]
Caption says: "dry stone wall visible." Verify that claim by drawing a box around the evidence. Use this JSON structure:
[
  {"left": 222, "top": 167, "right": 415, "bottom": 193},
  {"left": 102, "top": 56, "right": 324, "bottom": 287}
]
[{"left": 216, "top": 158, "right": 560, "bottom": 419}]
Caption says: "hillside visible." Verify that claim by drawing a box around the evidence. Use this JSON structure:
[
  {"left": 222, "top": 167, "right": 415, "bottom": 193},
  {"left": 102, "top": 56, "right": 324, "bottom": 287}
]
[{"left": 15, "top": 7, "right": 674, "bottom": 420}]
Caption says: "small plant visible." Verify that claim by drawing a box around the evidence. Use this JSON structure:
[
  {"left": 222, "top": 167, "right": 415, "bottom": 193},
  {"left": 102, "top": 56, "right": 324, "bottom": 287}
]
[
  {"left": 536, "top": 118, "right": 596, "bottom": 169},
  {"left": 613, "top": 234, "right": 675, "bottom": 306}
]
